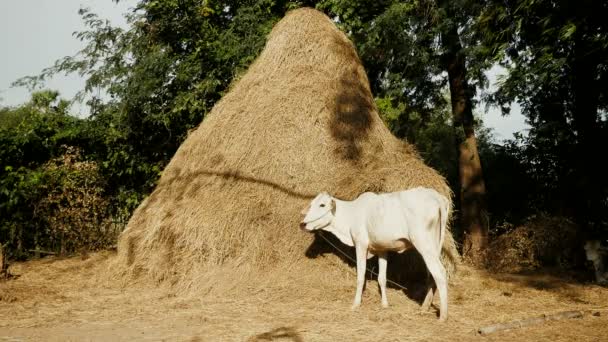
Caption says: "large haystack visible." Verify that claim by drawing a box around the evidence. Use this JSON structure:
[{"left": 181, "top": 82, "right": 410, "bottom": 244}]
[{"left": 115, "top": 8, "right": 458, "bottom": 293}]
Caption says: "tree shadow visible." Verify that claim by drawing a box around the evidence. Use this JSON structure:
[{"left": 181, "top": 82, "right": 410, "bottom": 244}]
[
  {"left": 170, "top": 169, "right": 316, "bottom": 200},
  {"left": 328, "top": 36, "right": 375, "bottom": 164},
  {"left": 248, "top": 326, "right": 303, "bottom": 342},
  {"left": 484, "top": 267, "right": 598, "bottom": 304},
  {"left": 135, "top": 168, "right": 318, "bottom": 215},
  {"left": 330, "top": 76, "right": 374, "bottom": 163}
]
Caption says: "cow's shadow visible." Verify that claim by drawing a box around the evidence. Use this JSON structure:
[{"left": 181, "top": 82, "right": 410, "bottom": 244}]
[{"left": 305, "top": 231, "right": 432, "bottom": 305}]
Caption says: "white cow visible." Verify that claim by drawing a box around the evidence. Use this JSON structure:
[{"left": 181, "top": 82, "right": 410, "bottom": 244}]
[
  {"left": 584, "top": 240, "right": 608, "bottom": 285},
  {"left": 300, "top": 187, "right": 450, "bottom": 321}
]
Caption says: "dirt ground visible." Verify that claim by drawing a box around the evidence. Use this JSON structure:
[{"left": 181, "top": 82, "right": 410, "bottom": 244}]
[{"left": 1, "top": 252, "right": 607, "bottom": 342}]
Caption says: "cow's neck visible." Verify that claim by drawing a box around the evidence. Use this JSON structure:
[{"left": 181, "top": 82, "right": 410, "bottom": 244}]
[{"left": 323, "top": 199, "right": 354, "bottom": 247}]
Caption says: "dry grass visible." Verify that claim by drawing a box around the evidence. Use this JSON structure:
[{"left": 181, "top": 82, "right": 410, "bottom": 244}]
[
  {"left": 487, "top": 215, "right": 584, "bottom": 273},
  {"left": 112, "top": 7, "right": 458, "bottom": 295},
  {"left": 5, "top": 8, "right": 604, "bottom": 342},
  {"left": 2, "top": 253, "right": 608, "bottom": 341},
  {"left": 4, "top": 6, "right": 606, "bottom": 342}
]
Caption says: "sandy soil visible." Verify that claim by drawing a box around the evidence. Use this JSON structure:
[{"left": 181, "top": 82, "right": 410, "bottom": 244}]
[{"left": 1, "top": 252, "right": 607, "bottom": 342}]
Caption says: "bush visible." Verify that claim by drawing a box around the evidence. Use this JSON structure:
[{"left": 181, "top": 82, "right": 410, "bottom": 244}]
[
  {"left": 0, "top": 145, "right": 118, "bottom": 258},
  {"left": 35, "top": 146, "right": 117, "bottom": 254},
  {"left": 486, "top": 214, "right": 584, "bottom": 273}
]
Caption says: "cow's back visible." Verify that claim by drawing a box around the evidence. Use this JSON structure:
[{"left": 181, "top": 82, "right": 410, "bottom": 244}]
[
  {"left": 398, "top": 187, "right": 444, "bottom": 212},
  {"left": 363, "top": 188, "right": 444, "bottom": 243},
  {"left": 360, "top": 192, "right": 410, "bottom": 242}
]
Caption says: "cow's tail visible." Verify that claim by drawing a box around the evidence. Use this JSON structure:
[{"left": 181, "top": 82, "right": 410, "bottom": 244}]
[
  {"left": 439, "top": 195, "right": 459, "bottom": 279},
  {"left": 438, "top": 197, "right": 448, "bottom": 252}
]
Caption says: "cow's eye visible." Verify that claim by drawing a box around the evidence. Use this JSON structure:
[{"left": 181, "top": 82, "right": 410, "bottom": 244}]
[{"left": 320, "top": 204, "right": 326, "bottom": 208}]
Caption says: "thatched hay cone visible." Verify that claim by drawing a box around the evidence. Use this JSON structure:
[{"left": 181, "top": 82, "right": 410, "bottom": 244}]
[{"left": 114, "top": 7, "right": 459, "bottom": 294}]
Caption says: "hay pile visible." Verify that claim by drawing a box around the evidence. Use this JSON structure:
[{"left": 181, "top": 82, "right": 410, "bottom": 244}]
[
  {"left": 486, "top": 215, "right": 582, "bottom": 273},
  {"left": 114, "top": 8, "right": 458, "bottom": 293}
]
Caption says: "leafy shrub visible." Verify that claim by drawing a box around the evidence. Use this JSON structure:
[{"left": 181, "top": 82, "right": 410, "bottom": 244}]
[
  {"left": 35, "top": 146, "right": 116, "bottom": 254},
  {"left": 486, "top": 214, "right": 584, "bottom": 272}
]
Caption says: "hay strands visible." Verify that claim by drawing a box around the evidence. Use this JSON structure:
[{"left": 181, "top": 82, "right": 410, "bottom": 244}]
[
  {"left": 113, "top": 7, "right": 459, "bottom": 291},
  {"left": 477, "top": 309, "right": 607, "bottom": 336}
]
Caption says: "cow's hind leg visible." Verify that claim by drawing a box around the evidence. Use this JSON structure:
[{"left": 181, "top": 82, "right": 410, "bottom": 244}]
[
  {"left": 421, "top": 271, "right": 435, "bottom": 311},
  {"left": 418, "top": 251, "right": 448, "bottom": 321}
]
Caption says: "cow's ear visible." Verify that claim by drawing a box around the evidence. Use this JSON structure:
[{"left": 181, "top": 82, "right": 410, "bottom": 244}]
[{"left": 330, "top": 199, "right": 336, "bottom": 215}]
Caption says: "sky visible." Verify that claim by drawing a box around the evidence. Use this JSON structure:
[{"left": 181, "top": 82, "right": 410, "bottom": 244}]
[
  {"left": 479, "top": 65, "right": 528, "bottom": 141},
  {"left": 0, "top": 0, "right": 529, "bottom": 141},
  {"left": 0, "top": 0, "right": 136, "bottom": 116}
]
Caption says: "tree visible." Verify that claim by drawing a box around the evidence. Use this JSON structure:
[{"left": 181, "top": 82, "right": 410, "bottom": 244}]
[
  {"left": 15, "top": 1, "right": 298, "bottom": 216},
  {"left": 14, "top": 1, "right": 502, "bottom": 260},
  {"left": 321, "top": 0, "right": 491, "bottom": 260},
  {"left": 439, "top": 0, "right": 489, "bottom": 261},
  {"left": 478, "top": 0, "right": 608, "bottom": 237},
  {"left": 0, "top": 91, "right": 98, "bottom": 257}
]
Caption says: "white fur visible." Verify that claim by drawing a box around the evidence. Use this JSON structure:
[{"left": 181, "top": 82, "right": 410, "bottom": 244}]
[
  {"left": 584, "top": 240, "right": 608, "bottom": 284},
  {"left": 301, "top": 187, "right": 450, "bottom": 321}
]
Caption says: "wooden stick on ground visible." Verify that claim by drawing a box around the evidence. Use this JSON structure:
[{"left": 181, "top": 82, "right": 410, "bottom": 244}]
[
  {"left": 27, "top": 249, "right": 57, "bottom": 256},
  {"left": 478, "top": 310, "right": 595, "bottom": 335}
]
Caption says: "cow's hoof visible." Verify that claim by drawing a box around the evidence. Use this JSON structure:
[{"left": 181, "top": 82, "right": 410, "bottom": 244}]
[
  {"left": 351, "top": 303, "right": 361, "bottom": 311},
  {"left": 381, "top": 302, "right": 389, "bottom": 309}
]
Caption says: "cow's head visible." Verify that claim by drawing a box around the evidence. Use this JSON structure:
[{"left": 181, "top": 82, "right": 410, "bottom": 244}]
[
  {"left": 584, "top": 240, "right": 602, "bottom": 262},
  {"left": 300, "top": 192, "right": 336, "bottom": 232}
]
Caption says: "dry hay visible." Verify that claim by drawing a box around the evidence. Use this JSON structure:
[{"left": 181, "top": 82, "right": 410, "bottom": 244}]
[
  {"left": 486, "top": 214, "right": 583, "bottom": 273},
  {"left": 112, "top": 7, "right": 459, "bottom": 295},
  {"left": 4, "top": 256, "right": 608, "bottom": 341}
]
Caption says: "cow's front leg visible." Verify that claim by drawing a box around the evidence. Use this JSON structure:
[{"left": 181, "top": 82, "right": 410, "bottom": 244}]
[
  {"left": 378, "top": 252, "right": 389, "bottom": 308},
  {"left": 352, "top": 242, "right": 367, "bottom": 310}
]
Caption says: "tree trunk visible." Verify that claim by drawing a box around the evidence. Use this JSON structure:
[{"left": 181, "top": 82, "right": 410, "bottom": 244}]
[
  {"left": 442, "top": 24, "right": 488, "bottom": 263},
  {"left": 0, "top": 243, "right": 8, "bottom": 278}
]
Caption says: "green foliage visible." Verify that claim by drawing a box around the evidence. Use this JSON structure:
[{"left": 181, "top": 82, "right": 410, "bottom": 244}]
[
  {"left": 4, "top": 2, "right": 508, "bottom": 252},
  {"left": 376, "top": 95, "right": 458, "bottom": 183},
  {"left": 316, "top": 0, "right": 493, "bottom": 127},
  {"left": 0, "top": 169, "right": 45, "bottom": 259},
  {"left": 0, "top": 92, "right": 103, "bottom": 258},
  {"left": 478, "top": 0, "right": 608, "bottom": 235},
  {"left": 2, "top": 1, "right": 305, "bottom": 259},
  {"left": 477, "top": 135, "right": 532, "bottom": 226},
  {"left": 377, "top": 91, "right": 535, "bottom": 232},
  {"left": 37, "top": 146, "right": 114, "bottom": 254},
  {"left": 5, "top": 0, "right": 607, "bottom": 260},
  {"left": 14, "top": 2, "right": 300, "bottom": 215},
  {"left": 0, "top": 91, "right": 83, "bottom": 170}
]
